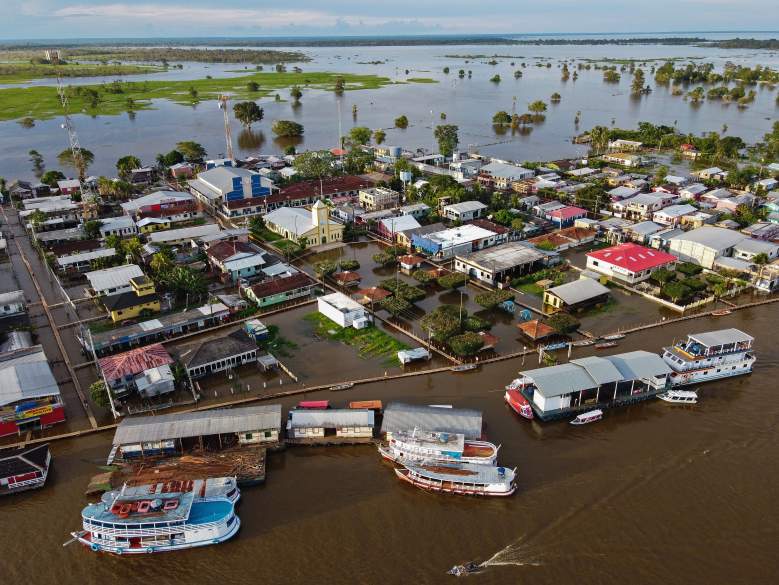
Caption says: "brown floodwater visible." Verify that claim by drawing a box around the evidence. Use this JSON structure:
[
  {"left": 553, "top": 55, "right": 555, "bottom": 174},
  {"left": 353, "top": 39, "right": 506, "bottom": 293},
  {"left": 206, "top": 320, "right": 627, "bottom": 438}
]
[{"left": 1, "top": 305, "right": 777, "bottom": 585}]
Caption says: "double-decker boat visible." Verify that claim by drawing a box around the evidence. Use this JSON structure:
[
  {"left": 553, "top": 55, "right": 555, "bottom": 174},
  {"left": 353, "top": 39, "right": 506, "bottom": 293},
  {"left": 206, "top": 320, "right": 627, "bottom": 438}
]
[
  {"left": 662, "top": 329, "right": 755, "bottom": 386},
  {"left": 504, "top": 377, "right": 534, "bottom": 419},
  {"left": 395, "top": 462, "right": 517, "bottom": 497},
  {"left": 71, "top": 477, "right": 240, "bottom": 554},
  {"left": 378, "top": 429, "right": 498, "bottom": 466}
]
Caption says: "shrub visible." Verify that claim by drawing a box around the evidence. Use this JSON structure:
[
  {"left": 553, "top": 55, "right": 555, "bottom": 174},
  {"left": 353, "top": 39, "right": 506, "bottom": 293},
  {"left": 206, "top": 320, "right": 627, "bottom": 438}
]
[
  {"left": 394, "top": 115, "right": 409, "bottom": 129},
  {"left": 448, "top": 332, "right": 484, "bottom": 356},
  {"left": 437, "top": 273, "right": 468, "bottom": 289},
  {"left": 548, "top": 313, "right": 580, "bottom": 334},
  {"left": 380, "top": 279, "right": 426, "bottom": 302},
  {"left": 420, "top": 306, "right": 462, "bottom": 342},
  {"left": 662, "top": 282, "right": 692, "bottom": 303},
  {"left": 412, "top": 269, "right": 436, "bottom": 284},
  {"left": 463, "top": 315, "right": 490, "bottom": 332},
  {"left": 314, "top": 260, "right": 337, "bottom": 277},
  {"left": 379, "top": 297, "right": 411, "bottom": 317},
  {"left": 372, "top": 252, "right": 396, "bottom": 267},
  {"left": 89, "top": 380, "right": 110, "bottom": 408},
  {"left": 338, "top": 259, "right": 360, "bottom": 271},
  {"left": 681, "top": 277, "right": 707, "bottom": 292},
  {"left": 649, "top": 267, "right": 676, "bottom": 285},
  {"left": 677, "top": 262, "right": 703, "bottom": 276},
  {"left": 475, "top": 289, "right": 514, "bottom": 309}
]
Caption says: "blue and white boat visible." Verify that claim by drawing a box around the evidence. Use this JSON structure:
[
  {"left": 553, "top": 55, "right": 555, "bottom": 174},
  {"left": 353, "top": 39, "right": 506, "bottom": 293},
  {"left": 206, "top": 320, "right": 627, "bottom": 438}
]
[{"left": 71, "top": 477, "right": 240, "bottom": 554}]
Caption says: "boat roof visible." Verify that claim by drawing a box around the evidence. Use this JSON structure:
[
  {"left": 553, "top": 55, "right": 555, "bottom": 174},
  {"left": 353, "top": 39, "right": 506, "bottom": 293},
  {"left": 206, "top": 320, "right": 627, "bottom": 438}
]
[
  {"left": 576, "top": 409, "right": 604, "bottom": 418},
  {"left": 666, "top": 390, "right": 698, "bottom": 398},
  {"left": 403, "top": 461, "right": 515, "bottom": 483},
  {"left": 381, "top": 402, "right": 482, "bottom": 439},
  {"left": 392, "top": 430, "right": 465, "bottom": 452},
  {"left": 84, "top": 490, "right": 195, "bottom": 524},
  {"left": 688, "top": 328, "right": 753, "bottom": 347}
]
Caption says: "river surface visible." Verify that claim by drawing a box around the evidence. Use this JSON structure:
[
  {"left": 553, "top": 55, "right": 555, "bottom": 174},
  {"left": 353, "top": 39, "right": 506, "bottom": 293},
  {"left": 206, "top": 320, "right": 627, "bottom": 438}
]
[
  {"left": 1, "top": 305, "right": 777, "bottom": 585},
  {"left": 2, "top": 40, "right": 778, "bottom": 179}
]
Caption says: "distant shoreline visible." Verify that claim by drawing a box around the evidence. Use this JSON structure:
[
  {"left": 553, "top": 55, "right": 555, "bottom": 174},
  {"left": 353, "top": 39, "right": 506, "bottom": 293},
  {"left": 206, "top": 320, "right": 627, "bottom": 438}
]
[{"left": 1, "top": 34, "right": 778, "bottom": 50}]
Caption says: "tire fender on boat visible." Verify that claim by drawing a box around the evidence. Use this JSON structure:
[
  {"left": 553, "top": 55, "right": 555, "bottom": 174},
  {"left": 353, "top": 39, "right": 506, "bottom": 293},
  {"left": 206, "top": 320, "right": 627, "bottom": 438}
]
[{"left": 90, "top": 543, "right": 100, "bottom": 552}]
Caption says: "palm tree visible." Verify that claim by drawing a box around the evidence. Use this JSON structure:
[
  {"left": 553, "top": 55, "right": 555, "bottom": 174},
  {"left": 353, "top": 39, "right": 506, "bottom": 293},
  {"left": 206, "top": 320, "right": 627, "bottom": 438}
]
[{"left": 590, "top": 125, "right": 610, "bottom": 154}]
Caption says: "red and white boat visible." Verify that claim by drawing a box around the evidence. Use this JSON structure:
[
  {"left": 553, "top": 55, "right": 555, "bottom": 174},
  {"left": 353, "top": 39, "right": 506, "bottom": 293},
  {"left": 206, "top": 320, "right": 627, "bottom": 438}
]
[
  {"left": 378, "top": 429, "right": 498, "bottom": 466},
  {"left": 395, "top": 462, "right": 516, "bottom": 497},
  {"left": 504, "top": 378, "right": 534, "bottom": 419}
]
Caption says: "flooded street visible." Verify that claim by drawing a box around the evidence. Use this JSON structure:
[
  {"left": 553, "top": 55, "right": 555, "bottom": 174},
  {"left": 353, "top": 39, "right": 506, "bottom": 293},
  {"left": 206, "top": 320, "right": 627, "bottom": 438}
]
[{"left": 1, "top": 306, "right": 776, "bottom": 585}]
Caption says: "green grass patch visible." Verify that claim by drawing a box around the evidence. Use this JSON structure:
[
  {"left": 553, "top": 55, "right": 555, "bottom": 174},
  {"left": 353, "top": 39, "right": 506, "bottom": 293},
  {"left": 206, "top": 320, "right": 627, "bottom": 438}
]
[
  {"left": 274, "top": 239, "right": 301, "bottom": 254},
  {"left": 263, "top": 324, "right": 298, "bottom": 358},
  {"left": 406, "top": 77, "right": 438, "bottom": 83},
  {"left": 251, "top": 226, "right": 283, "bottom": 242},
  {"left": 0, "top": 70, "right": 393, "bottom": 122},
  {"left": 0, "top": 62, "right": 163, "bottom": 84},
  {"left": 304, "top": 312, "right": 408, "bottom": 365},
  {"left": 88, "top": 320, "right": 115, "bottom": 334}
]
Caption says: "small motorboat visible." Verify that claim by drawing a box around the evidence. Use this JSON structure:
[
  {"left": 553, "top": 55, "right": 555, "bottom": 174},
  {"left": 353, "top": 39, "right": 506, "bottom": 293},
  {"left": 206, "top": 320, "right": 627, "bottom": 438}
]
[
  {"left": 451, "top": 364, "right": 478, "bottom": 372},
  {"left": 572, "top": 339, "right": 596, "bottom": 347},
  {"left": 711, "top": 309, "right": 732, "bottom": 316},
  {"left": 601, "top": 333, "right": 625, "bottom": 341},
  {"left": 448, "top": 562, "right": 482, "bottom": 576},
  {"left": 329, "top": 382, "right": 354, "bottom": 392},
  {"left": 594, "top": 341, "right": 618, "bottom": 349},
  {"left": 504, "top": 387, "right": 534, "bottom": 419},
  {"left": 570, "top": 409, "right": 603, "bottom": 425},
  {"left": 657, "top": 390, "right": 698, "bottom": 404},
  {"left": 541, "top": 341, "right": 568, "bottom": 351}
]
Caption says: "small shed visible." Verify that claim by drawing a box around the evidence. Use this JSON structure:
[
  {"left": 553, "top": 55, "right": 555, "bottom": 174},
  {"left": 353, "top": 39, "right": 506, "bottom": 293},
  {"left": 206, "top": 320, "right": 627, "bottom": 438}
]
[{"left": 285, "top": 408, "right": 375, "bottom": 444}]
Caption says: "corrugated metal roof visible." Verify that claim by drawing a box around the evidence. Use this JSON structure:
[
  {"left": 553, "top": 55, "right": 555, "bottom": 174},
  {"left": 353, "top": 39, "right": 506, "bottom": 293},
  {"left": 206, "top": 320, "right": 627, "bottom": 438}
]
[
  {"left": 380, "top": 403, "right": 482, "bottom": 439},
  {"left": 546, "top": 278, "right": 610, "bottom": 306},
  {"left": 113, "top": 405, "right": 282, "bottom": 445},
  {"left": 523, "top": 362, "right": 598, "bottom": 398},
  {"left": 689, "top": 329, "right": 753, "bottom": 347},
  {"left": 85, "top": 264, "right": 144, "bottom": 292},
  {"left": 287, "top": 408, "right": 374, "bottom": 428},
  {"left": 0, "top": 346, "right": 59, "bottom": 407},
  {"left": 569, "top": 356, "right": 624, "bottom": 385},
  {"left": 603, "top": 351, "right": 672, "bottom": 380}
]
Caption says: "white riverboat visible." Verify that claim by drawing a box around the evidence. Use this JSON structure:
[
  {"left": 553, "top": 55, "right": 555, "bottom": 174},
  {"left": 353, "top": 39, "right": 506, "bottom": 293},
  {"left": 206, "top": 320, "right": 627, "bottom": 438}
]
[
  {"left": 662, "top": 329, "right": 755, "bottom": 386},
  {"left": 657, "top": 390, "right": 698, "bottom": 404},
  {"left": 395, "top": 461, "right": 516, "bottom": 497},
  {"left": 378, "top": 429, "right": 498, "bottom": 466},
  {"left": 570, "top": 409, "right": 603, "bottom": 425},
  {"left": 71, "top": 477, "right": 240, "bottom": 554}
]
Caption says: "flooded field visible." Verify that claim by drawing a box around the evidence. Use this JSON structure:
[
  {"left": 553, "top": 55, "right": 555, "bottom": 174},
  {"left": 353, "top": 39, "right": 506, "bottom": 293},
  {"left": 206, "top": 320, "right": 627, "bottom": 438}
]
[{"left": 2, "top": 42, "right": 778, "bottom": 179}]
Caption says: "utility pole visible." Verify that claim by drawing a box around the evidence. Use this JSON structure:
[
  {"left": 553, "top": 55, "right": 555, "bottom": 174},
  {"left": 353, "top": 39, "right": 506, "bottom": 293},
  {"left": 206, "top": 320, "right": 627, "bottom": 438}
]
[
  {"left": 51, "top": 49, "right": 97, "bottom": 203},
  {"left": 218, "top": 95, "right": 234, "bottom": 161}
]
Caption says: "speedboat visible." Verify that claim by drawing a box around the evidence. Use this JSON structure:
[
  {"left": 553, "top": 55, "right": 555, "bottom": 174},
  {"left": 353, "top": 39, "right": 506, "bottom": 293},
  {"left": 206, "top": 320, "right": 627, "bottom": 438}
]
[
  {"left": 504, "top": 386, "right": 533, "bottom": 419},
  {"left": 657, "top": 390, "right": 698, "bottom": 404},
  {"left": 448, "top": 562, "right": 482, "bottom": 576},
  {"left": 570, "top": 409, "right": 603, "bottom": 425}
]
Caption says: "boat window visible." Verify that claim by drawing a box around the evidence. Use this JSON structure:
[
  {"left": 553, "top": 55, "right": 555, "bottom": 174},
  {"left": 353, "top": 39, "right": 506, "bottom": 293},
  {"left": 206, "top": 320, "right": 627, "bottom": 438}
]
[{"left": 140, "top": 523, "right": 155, "bottom": 528}]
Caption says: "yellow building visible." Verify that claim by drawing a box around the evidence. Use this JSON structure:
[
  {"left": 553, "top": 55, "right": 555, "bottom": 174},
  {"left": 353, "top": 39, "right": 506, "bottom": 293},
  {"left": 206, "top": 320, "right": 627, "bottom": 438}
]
[
  {"left": 102, "top": 275, "right": 161, "bottom": 323},
  {"left": 263, "top": 200, "right": 344, "bottom": 247},
  {"left": 136, "top": 217, "right": 172, "bottom": 234}
]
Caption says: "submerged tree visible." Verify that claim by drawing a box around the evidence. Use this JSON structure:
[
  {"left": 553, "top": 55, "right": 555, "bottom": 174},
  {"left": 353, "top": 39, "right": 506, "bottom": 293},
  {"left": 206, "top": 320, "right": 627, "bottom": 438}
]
[{"left": 233, "top": 101, "right": 264, "bottom": 129}]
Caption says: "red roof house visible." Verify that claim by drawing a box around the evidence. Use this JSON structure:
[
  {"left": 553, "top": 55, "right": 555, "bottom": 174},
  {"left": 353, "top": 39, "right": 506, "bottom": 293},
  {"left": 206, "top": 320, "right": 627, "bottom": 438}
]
[
  {"left": 99, "top": 343, "right": 173, "bottom": 387},
  {"left": 548, "top": 206, "right": 587, "bottom": 227},
  {"left": 586, "top": 243, "right": 677, "bottom": 284}
]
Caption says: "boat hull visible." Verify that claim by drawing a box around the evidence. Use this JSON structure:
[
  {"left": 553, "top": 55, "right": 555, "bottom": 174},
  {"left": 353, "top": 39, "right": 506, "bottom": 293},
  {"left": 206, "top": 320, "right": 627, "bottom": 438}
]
[
  {"left": 668, "top": 358, "right": 754, "bottom": 387},
  {"left": 394, "top": 468, "right": 515, "bottom": 497},
  {"left": 73, "top": 517, "right": 241, "bottom": 555},
  {"left": 504, "top": 390, "right": 533, "bottom": 420}
]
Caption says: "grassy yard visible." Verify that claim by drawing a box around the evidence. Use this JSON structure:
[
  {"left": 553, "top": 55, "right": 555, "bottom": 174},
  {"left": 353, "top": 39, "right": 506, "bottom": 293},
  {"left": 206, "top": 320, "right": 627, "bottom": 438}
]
[
  {"left": 0, "top": 70, "right": 394, "bottom": 122},
  {"left": 304, "top": 312, "right": 408, "bottom": 365}
]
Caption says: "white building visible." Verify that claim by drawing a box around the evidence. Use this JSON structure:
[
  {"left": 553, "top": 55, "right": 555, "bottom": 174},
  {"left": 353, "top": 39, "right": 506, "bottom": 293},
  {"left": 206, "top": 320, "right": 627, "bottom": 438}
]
[
  {"left": 412, "top": 224, "right": 498, "bottom": 260},
  {"left": 99, "top": 216, "right": 138, "bottom": 238},
  {"left": 147, "top": 223, "right": 222, "bottom": 247},
  {"left": 668, "top": 226, "right": 747, "bottom": 269},
  {"left": 732, "top": 238, "right": 779, "bottom": 262},
  {"left": 57, "top": 248, "right": 117, "bottom": 273},
  {"left": 443, "top": 201, "right": 488, "bottom": 222},
  {"left": 479, "top": 161, "right": 534, "bottom": 188},
  {"left": 263, "top": 200, "right": 344, "bottom": 246},
  {"left": 586, "top": 242, "right": 678, "bottom": 284},
  {"left": 0, "top": 290, "right": 26, "bottom": 317},
  {"left": 455, "top": 242, "right": 548, "bottom": 286},
  {"left": 318, "top": 292, "right": 370, "bottom": 328},
  {"left": 85, "top": 264, "right": 145, "bottom": 296},
  {"left": 653, "top": 204, "right": 698, "bottom": 226},
  {"left": 679, "top": 183, "right": 708, "bottom": 200}
]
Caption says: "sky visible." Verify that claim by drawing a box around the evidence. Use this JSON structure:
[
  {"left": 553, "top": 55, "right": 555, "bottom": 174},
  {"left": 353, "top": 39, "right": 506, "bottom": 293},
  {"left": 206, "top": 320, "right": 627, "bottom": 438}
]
[{"left": 2, "top": 0, "right": 777, "bottom": 39}]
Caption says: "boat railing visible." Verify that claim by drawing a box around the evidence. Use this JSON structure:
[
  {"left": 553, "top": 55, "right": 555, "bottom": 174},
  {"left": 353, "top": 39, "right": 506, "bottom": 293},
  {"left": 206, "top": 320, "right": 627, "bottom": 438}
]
[
  {"left": 83, "top": 518, "right": 227, "bottom": 537},
  {"left": 7, "top": 476, "right": 44, "bottom": 488}
]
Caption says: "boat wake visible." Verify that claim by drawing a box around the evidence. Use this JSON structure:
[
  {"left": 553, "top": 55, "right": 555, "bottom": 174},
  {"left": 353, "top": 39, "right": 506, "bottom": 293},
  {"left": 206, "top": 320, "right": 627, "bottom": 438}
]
[{"left": 479, "top": 539, "right": 543, "bottom": 569}]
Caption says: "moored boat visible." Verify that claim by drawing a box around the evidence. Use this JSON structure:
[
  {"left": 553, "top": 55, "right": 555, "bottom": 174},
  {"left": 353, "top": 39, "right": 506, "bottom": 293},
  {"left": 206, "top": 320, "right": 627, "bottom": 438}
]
[
  {"left": 0, "top": 443, "right": 51, "bottom": 496},
  {"left": 657, "top": 390, "right": 698, "bottom": 404},
  {"left": 662, "top": 329, "right": 755, "bottom": 386},
  {"left": 329, "top": 382, "right": 354, "bottom": 392},
  {"left": 71, "top": 477, "right": 240, "bottom": 554},
  {"left": 451, "top": 364, "right": 478, "bottom": 372},
  {"left": 379, "top": 429, "right": 498, "bottom": 466},
  {"left": 541, "top": 341, "right": 568, "bottom": 351},
  {"left": 394, "top": 462, "right": 516, "bottom": 497},
  {"left": 601, "top": 333, "right": 625, "bottom": 341},
  {"left": 572, "top": 339, "right": 596, "bottom": 347},
  {"left": 504, "top": 386, "right": 534, "bottom": 419},
  {"left": 570, "top": 409, "right": 603, "bottom": 425},
  {"left": 594, "top": 341, "right": 618, "bottom": 349},
  {"left": 711, "top": 309, "right": 732, "bottom": 316}
]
